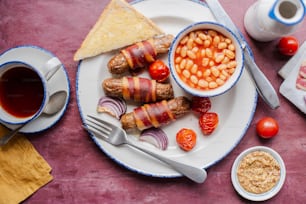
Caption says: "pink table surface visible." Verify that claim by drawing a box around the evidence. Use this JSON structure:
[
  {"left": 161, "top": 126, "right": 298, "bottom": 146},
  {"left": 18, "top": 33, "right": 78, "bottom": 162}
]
[{"left": 1, "top": 0, "right": 306, "bottom": 203}]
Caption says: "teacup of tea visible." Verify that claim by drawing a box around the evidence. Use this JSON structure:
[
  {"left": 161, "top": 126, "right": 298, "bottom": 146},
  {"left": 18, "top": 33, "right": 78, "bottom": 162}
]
[{"left": 0, "top": 58, "right": 61, "bottom": 125}]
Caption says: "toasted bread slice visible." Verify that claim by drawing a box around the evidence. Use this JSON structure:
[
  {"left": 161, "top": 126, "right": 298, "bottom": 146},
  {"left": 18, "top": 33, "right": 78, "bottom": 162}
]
[{"left": 74, "top": 0, "right": 164, "bottom": 61}]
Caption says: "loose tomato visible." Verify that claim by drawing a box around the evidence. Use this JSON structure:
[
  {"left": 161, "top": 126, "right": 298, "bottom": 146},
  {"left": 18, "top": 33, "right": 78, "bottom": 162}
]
[
  {"left": 278, "top": 36, "right": 299, "bottom": 56},
  {"left": 199, "top": 112, "right": 219, "bottom": 135},
  {"left": 256, "top": 117, "right": 279, "bottom": 139},
  {"left": 191, "top": 96, "right": 211, "bottom": 114},
  {"left": 148, "top": 60, "right": 170, "bottom": 82},
  {"left": 176, "top": 128, "right": 197, "bottom": 151}
]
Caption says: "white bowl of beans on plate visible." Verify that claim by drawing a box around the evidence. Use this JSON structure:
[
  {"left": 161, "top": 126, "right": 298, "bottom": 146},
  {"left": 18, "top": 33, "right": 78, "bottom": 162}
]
[{"left": 168, "top": 21, "right": 244, "bottom": 97}]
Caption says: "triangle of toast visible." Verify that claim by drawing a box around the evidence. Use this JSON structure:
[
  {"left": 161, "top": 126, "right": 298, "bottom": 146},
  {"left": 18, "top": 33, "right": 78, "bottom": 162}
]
[{"left": 74, "top": 0, "right": 164, "bottom": 61}]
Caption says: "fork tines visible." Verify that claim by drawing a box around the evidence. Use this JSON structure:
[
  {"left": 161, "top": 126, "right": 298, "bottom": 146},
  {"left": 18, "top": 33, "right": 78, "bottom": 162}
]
[{"left": 84, "top": 115, "right": 112, "bottom": 139}]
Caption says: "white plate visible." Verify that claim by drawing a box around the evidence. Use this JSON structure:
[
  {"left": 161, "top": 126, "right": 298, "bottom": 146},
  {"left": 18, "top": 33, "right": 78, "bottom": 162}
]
[
  {"left": 77, "top": 0, "right": 257, "bottom": 178},
  {"left": 0, "top": 45, "right": 70, "bottom": 133},
  {"left": 231, "top": 146, "right": 286, "bottom": 201}
]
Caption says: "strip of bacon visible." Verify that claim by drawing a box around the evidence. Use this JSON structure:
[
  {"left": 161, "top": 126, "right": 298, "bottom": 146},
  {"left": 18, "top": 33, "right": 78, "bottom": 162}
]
[
  {"left": 122, "top": 77, "right": 155, "bottom": 102},
  {"left": 133, "top": 100, "right": 176, "bottom": 130},
  {"left": 121, "top": 39, "right": 157, "bottom": 69}
]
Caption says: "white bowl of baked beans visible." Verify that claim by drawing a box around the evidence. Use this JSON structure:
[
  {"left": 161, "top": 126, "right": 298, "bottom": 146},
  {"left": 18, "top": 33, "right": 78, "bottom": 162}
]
[{"left": 168, "top": 22, "right": 244, "bottom": 97}]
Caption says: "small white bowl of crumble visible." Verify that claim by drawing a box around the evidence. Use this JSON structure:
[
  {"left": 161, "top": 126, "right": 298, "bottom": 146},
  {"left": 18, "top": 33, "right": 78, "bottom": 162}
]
[{"left": 231, "top": 146, "right": 286, "bottom": 201}]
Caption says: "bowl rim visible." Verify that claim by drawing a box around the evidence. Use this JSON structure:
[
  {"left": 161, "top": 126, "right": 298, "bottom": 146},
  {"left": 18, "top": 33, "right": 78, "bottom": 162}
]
[
  {"left": 168, "top": 21, "right": 245, "bottom": 97},
  {"left": 231, "top": 146, "right": 286, "bottom": 201}
]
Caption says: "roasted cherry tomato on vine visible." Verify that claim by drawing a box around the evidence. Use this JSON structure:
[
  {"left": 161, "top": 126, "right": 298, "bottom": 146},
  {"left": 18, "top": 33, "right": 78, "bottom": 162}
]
[
  {"left": 256, "top": 117, "right": 279, "bottom": 139},
  {"left": 191, "top": 96, "right": 211, "bottom": 114},
  {"left": 148, "top": 60, "right": 170, "bottom": 82},
  {"left": 199, "top": 112, "right": 219, "bottom": 135},
  {"left": 278, "top": 36, "right": 299, "bottom": 56},
  {"left": 176, "top": 128, "right": 197, "bottom": 151}
]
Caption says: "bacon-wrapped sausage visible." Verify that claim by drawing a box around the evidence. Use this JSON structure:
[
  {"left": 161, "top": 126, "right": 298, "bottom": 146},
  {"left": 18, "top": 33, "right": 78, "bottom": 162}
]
[
  {"left": 120, "top": 96, "right": 191, "bottom": 132},
  {"left": 102, "top": 77, "right": 174, "bottom": 103},
  {"left": 107, "top": 34, "right": 174, "bottom": 74}
]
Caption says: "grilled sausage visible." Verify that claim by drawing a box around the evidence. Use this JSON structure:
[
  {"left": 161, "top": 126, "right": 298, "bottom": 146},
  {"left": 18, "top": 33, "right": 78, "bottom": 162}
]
[
  {"left": 102, "top": 77, "right": 174, "bottom": 103},
  {"left": 107, "top": 34, "right": 174, "bottom": 74},
  {"left": 120, "top": 96, "right": 191, "bottom": 132}
]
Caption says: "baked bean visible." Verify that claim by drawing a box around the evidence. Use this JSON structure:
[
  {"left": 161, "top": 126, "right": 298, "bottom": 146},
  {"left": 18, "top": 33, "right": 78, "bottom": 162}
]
[
  {"left": 186, "top": 59, "right": 193, "bottom": 69},
  {"left": 202, "top": 58, "right": 209, "bottom": 67},
  {"left": 206, "top": 76, "right": 213, "bottom": 82},
  {"left": 182, "top": 69, "right": 190, "bottom": 78},
  {"left": 195, "top": 37, "right": 203, "bottom": 45},
  {"left": 222, "top": 56, "right": 230, "bottom": 64},
  {"left": 215, "top": 54, "right": 225, "bottom": 63},
  {"left": 216, "top": 78, "right": 225, "bottom": 85},
  {"left": 218, "top": 64, "right": 227, "bottom": 70},
  {"left": 225, "top": 38, "right": 232, "bottom": 44},
  {"left": 204, "top": 40, "right": 211, "bottom": 48},
  {"left": 174, "top": 29, "right": 237, "bottom": 91},
  {"left": 209, "top": 60, "right": 215, "bottom": 67},
  {"left": 198, "top": 79, "right": 209, "bottom": 88},
  {"left": 208, "top": 30, "right": 217, "bottom": 37},
  {"left": 209, "top": 81, "right": 218, "bottom": 89},
  {"left": 228, "top": 68, "right": 236, "bottom": 74},
  {"left": 218, "top": 42, "right": 227, "bottom": 50},
  {"left": 211, "top": 67, "right": 220, "bottom": 77},
  {"left": 205, "top": 48, "right": 213, "bottom": 58},
  {"left": 180, "top": 46, "right": 187, "bottom": 57},
  {"left": 187, "top": 38, "right": 194, "bottom": 49},
  {"left": 187, "top": 50, "right": 196, "bottom": 59},
  {"left": 203, "top": 69, "right": 211, "bottom": 77},
  {"left": 191, "top": 64, "right": 198, "bottom": 74},
  {"left": 198, "top": 33, "right": 207, "bottom": 40},
  {"left": 228, "top": 44, "right": 235, "bottom": 51},
  {"left": 227, "top": 60, "right": 237, "bottom": 69},
  {"left": 180, "top": 36, "right": 188, "bottom": 45},
  {"left": 197, "top": 70, "right": 203, "bottom": 77},
  {"left": 219, "top": 74, "right": 227, "bottom": 80},
  {"left": 175, "top": 56, "right": 182, "bottom": 64},
  {"left": 201, "top": 49, "right": 206, "bottom": 57},
  {"left": 213, "top": 36, "right": 221, "bottom": 47},
  {"left": 224, "top": 49, "right": 235, "bottom": 59},
  {"left": 180, "top": 59, "right": 186, "bottom": 69},
  {"left": 192, "top": 47, "right": 199, "bottom": 53},
  {"left": 190, "top": 75, "right": 198, "bottom": 84}
]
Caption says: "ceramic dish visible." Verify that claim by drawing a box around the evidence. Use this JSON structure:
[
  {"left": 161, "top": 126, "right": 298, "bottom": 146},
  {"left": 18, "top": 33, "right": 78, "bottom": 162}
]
[
  {"left": 168, "top": 21, "right": 244, "bottom": 97},
  {"left": 231, "top": 146, "right": 286, "bottom": 201},
  {"left": 0, "top": 45, "right": 70, "bottom": 133},
  {"left": 77, "top": 0, "right": 257, "bottom": 178}
]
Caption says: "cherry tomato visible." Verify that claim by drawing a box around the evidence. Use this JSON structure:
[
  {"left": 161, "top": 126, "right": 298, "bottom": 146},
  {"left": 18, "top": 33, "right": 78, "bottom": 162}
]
[
  {"left": 256, "top": 117, "right": 279, "bottom": 139},
  {"left": 278, "top": 36, "right": 299, "bottom": 56},
  {"left": 148, "top": 60, "right": 170, "bottom": 82},
  {"left": 191, "top": 96, "right": 211, "bottom": 114},
  {"left": 176, "top": 128, "right": 197, "bottom": 151},
  {"left": 199, "top": 112, "right": 219, "bottom": 135}
]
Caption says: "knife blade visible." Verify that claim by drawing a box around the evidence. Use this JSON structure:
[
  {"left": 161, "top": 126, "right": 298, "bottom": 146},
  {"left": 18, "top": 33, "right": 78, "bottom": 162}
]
[{"left": 206, "top": 0, "right": 280, "bottom": 109}]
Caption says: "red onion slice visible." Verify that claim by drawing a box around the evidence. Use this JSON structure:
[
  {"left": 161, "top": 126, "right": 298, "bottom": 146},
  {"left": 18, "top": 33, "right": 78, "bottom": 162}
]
[
  {"left": 139, "top": 127, "right": 168, "bottom": 150},
  {"left": 97, "top": 96, "right": 127, "bottom": 119}
]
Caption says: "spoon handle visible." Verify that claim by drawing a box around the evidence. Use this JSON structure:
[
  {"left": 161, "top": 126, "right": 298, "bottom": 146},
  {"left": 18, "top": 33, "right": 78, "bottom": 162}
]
[{"left": 0, "top": 124, "right": 26, "bottom": 146}]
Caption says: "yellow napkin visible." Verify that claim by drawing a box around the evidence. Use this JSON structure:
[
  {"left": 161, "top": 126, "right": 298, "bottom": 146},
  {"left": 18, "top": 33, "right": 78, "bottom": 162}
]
[{"left": 0, "top": 125, "right": 53, "bottom": 204}]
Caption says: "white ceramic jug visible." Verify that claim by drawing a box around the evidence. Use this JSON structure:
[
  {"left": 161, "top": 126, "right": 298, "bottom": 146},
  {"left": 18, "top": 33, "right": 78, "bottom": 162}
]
[{"left": 244, "top": 0, "right": 305, "bottom": 42}]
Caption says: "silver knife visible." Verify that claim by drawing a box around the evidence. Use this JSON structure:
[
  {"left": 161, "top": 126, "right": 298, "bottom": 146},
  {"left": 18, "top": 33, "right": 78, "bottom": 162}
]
[{"left": 206, "top": 0, "right": 280, "bottom": 109}]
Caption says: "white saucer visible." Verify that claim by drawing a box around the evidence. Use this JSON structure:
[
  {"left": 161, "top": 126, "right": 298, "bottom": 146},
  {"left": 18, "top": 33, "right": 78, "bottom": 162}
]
[{"left": 0, "top": 45, "right": 70, "bottom": 133}]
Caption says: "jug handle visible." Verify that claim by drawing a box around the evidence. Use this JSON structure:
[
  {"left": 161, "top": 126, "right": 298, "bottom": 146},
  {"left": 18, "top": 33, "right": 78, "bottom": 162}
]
[{"left": 268, "top": 0, "right": 305, "bottom": 25}]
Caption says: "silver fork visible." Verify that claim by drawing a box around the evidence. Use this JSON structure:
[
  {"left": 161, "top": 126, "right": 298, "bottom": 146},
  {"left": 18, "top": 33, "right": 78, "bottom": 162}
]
[{"left": 83, "top": 115, "right": 207, "bottom": 183}]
